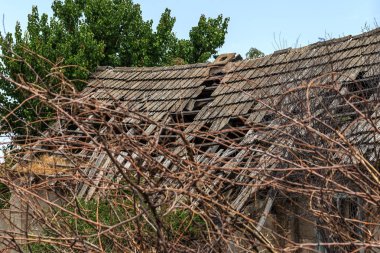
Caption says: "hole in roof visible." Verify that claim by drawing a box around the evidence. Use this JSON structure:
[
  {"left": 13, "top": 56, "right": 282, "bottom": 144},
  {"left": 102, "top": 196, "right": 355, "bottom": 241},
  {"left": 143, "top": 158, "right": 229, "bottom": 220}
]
[
  {"left": 158, "top": 128, "right": 178, "bottom": 148},
  {"left": 197, "top": 87, "right": 215, "bottom": 100},
  {"left": 203, "top": 79, "right": 221, "bottom": 87},
  {"left": 193, "top": 122, "right": 214, "bottom": 152},
  {"left": 261, "top": 113, "right": 276, "bottom": 124},
  {"left": 219, "top": 56, "right": 227, "bottom": 62},
  {"left": 223, "top": 117, "right": 249, "bottom": 145},
  {"left": 171, "top": 111, "right": 197, "bottom": 125}
]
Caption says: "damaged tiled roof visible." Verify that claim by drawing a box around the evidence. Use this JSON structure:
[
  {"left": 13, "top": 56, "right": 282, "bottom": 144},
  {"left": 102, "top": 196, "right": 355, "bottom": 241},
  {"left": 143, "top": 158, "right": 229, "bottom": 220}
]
[
  {"left": 82, "top": 28, "right": 380, "bottom": 131},
  {"left": 83, "top": 63, "right": 209, "bottom": 117},
  {"left": 16, "top": 28, "right": 380, "bottom": 202}
]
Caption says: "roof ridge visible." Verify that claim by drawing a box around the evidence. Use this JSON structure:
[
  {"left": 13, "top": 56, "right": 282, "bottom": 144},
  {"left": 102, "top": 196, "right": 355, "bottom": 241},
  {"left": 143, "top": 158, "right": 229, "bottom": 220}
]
[
  {"left": 96, "top": 62, "right": 210, "bottom": 73},
  {"left": 234, "top": 27, "right": 380, "bottom": 68},
  {"left": 93, "top": 27, "right": 380, "bottom": 76}
]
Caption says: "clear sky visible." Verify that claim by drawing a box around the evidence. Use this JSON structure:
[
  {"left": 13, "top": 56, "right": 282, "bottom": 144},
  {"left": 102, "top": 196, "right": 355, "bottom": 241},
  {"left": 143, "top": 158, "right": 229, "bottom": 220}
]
[{"left": 1, "top": 0, "right": 379, "bottom": 56}]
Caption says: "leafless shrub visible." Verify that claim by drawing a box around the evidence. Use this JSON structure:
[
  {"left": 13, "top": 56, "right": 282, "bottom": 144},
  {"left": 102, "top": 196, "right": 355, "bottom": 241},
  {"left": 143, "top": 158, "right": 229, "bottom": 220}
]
[{"left": 0, "top": 48, "right": 379, "bottom": 253}]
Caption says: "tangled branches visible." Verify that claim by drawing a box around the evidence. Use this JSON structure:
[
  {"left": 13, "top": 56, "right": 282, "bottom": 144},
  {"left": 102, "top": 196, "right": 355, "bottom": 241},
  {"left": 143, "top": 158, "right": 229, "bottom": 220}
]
[{"left": 0, "top": 47, "right": 380, "bottom": 253}]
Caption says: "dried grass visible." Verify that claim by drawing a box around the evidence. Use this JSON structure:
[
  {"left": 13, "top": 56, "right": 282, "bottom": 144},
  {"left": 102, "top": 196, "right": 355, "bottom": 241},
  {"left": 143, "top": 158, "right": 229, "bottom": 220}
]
[{"left": 14, "top": 155, "right": 72, "bottom": 176}]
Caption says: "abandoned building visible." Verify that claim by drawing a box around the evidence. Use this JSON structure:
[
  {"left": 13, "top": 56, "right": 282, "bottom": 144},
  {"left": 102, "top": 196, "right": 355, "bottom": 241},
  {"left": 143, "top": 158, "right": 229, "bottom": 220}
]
[{"left": 1, "top": 28, "right": 380, "bottom": 252}]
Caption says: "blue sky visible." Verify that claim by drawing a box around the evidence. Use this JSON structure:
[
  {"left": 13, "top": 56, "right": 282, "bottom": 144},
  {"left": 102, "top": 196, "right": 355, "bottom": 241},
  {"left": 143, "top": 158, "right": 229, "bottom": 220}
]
[{"left": 1, "top": 0, "right": 379, "bottom": 56}]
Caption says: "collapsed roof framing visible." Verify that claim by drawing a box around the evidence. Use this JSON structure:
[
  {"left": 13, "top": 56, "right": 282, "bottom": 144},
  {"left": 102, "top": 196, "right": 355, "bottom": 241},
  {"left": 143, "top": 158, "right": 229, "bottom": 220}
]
[{"left": 9, "top": 28, "right": 380, "bottom": 252}]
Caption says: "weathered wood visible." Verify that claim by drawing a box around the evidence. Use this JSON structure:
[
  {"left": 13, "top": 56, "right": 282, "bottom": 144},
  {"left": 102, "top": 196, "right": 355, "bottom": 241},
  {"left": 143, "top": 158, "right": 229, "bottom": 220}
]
[{"left": 256, "top": 190, "right": 277, "bottom": 232}]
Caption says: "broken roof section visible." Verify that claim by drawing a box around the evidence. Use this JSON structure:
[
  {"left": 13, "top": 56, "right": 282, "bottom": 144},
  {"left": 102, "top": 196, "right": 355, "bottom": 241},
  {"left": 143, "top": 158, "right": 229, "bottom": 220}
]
[
  {"left": 82, "top": 28, "right": 380, "bottom": 132},
  {"left": 6, "top": 28, "right": 380, "bottom": 252},
  {"left": 48, "top": 28, "right": 378, "bottom": 200},
  {"left": 12, "top": 28, "right": 380, "bottom": 202}
]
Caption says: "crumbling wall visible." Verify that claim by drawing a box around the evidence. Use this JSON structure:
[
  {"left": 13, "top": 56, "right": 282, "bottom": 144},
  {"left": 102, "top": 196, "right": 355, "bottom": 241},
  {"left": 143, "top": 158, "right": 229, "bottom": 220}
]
[
  {"left": 0, "top": 188, "right": 64, "bottom": 252},
  {"left": 260, "top": 197, "right": 318, "bottom": 253}
]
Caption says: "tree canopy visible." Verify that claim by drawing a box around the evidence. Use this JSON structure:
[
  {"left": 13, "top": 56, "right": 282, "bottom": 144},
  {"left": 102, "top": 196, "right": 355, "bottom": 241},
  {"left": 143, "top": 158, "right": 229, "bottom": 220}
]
[
  {"left": 0, "top": 0, "right": 229, "bottom": 137},
  {"left": 245, "top": 47, "right": 264, "bottom": 59}
]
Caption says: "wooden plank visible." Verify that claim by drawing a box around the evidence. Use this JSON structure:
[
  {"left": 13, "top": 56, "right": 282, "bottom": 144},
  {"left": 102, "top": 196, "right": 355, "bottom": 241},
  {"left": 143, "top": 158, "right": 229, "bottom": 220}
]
[
  {"left": 256, "top": 190, "right": 277, "bottom": 232},
  {"left": 85, "top": 156, "right": 112, "bottom": 201},
  {"left": 77, "top": 151, "right": 106, "bottom": 198}
]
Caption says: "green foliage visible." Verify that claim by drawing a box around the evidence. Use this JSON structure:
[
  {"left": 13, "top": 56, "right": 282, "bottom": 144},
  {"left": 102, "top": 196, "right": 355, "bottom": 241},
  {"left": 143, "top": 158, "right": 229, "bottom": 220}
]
[
  {"left": 0, "top": 6, "right": 104, "bottom": 138},
  {"left": 33, "top": 198, "right": 134, "bottom": 252},
  {"left": 164, "top": 209, "right": 206, "bottom": 241},
  {"left": 0, "top": 183, "right": 10, "bottom": 209},
  {"left": 246, "top": 47, "right": 265, "bottom": 59},
  {"left": 50, "top": 0, "right": 230, "bottom": 66},
  {"left": 0, "top": 0, "right": 229, "bottom": 137},
  {"left": 28, "top": 198, "right": 206, "bottom": 252},
  {"left": 186, "top": 15, "right": 229, "bottom": 63},
  {"left": 28, "top": 243, "right": 56, "bottom": 252}
]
